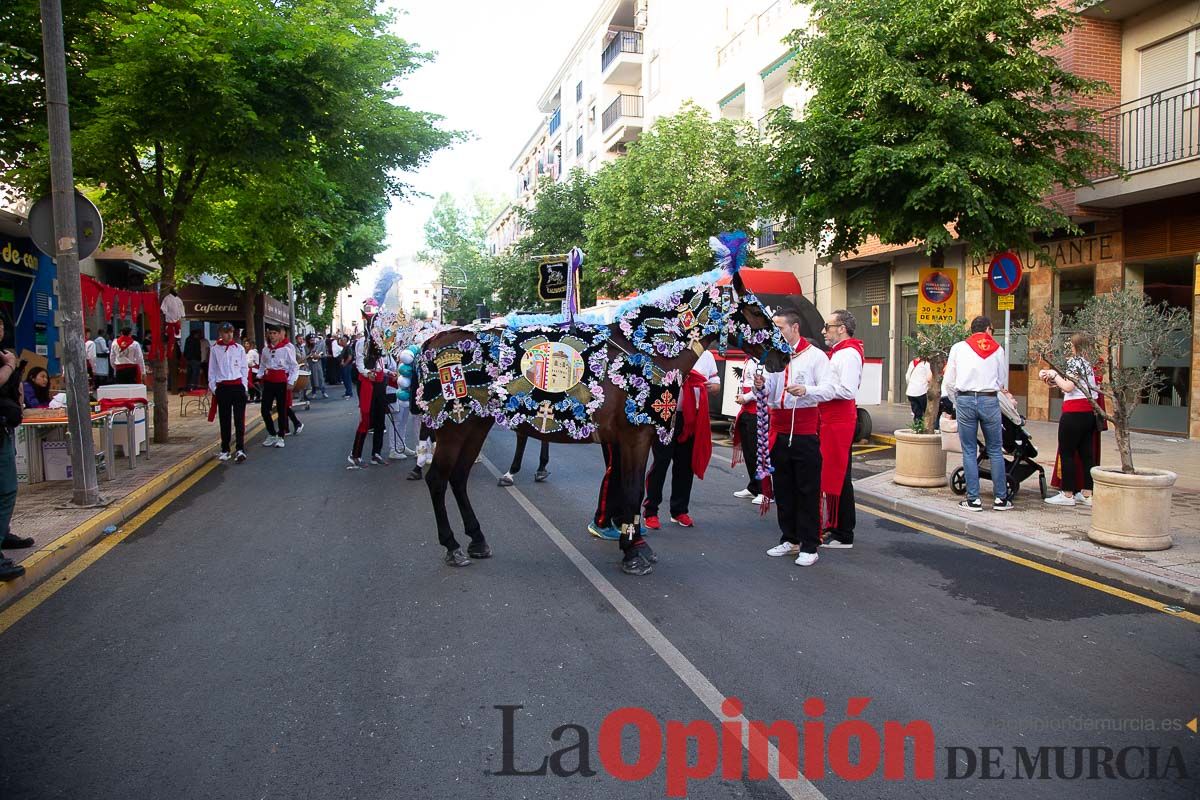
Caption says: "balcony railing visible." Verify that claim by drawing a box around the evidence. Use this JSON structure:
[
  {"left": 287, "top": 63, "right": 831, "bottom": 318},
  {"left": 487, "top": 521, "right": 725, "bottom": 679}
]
[
  {"left": 548, "top": 107, "right": 561, "bottom": 136},
  {"left": 756, "top": 220, "right": 786, "bottom": 248},
  {"left": 1087, "top": 79, "right": 1200, "bottom": 180},
  {"left": 602, "top": 94, "right": 644, "bottom": 132},
  {"left": 602, "top": 31, "right": 643, "bottom": 72}
]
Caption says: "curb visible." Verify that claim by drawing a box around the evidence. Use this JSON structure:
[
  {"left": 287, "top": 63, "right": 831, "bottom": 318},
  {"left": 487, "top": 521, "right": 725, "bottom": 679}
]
[
  {"left": 870, "top": 432, "right": 896, "bottom": 446},
  {"left": 0, "top": 417, "right": 265, "bottom": 611},
  {"left": 856, "top": 484, "right": 1200, "bottom": 609}
]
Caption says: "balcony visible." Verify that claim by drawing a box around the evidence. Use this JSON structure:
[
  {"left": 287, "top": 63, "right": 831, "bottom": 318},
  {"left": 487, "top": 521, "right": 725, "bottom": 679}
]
[
  {"left": 548, "top": 107, "right": 561, "bottom": 137},
  {"left": 601, "top": 94, "right": 644, "bottom": 149},
  {"left": 1078, "top": 79, "right": 1200, "bottom": 208},
  {"left": 602, "top": 30, "right": 643, "bottom": 85}
]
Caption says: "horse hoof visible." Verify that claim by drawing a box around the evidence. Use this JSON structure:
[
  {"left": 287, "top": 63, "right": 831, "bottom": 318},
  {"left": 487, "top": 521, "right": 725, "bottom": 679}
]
[
  {"left": 534, "top": 470, "right": 550, "bottom": 482},
  {"left": 467, "top": 543, "right": 492, "bottom": 559},
  {"left": 621, "top": 554, "right": 654, "bottom": 576},
  {"left": 497, "top": 475, "right": 514, "bottom": 487},
  {"left": 444, "top": 548, "right": 471, "bottom": 567}
]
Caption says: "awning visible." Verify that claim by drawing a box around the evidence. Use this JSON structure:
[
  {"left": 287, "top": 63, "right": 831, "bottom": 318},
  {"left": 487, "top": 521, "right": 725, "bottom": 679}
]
[
  {"left": 718, "top": 85, "right": 746, "bottom": 109},
  {"left": 178, "top": 284, "right": 243, "bottom": 321},
  {"left": 760, "top": 49, "right": 797, "bottom": 79}
]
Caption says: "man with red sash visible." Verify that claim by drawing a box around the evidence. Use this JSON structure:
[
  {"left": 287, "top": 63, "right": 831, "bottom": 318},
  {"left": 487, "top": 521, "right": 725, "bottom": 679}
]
[
  {"left": 207, "top": 322, "right": 248, "bottom": 463},
  {"left": 256, "top": 325, "right": 298, "bottom": 448},
  {"left": 755, "top": 309, "right": 834, "bottom": 567},
  {"left": 110, "top": 326, "right": 146, "bottom": 385},
  {"left": 642, "top": 349, "right": 719, "bottom": 529},
  {"left": 944, "top": 316, "right": 1012, "bottom": 511},
  {"left": 819, "top": 310, "right": 863, "bottom": 548}
]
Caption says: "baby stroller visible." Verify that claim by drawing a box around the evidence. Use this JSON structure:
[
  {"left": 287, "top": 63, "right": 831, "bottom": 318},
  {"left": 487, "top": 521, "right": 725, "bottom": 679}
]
[{"left": 950, "top": 392, "right": 1047, "bottom": 501}]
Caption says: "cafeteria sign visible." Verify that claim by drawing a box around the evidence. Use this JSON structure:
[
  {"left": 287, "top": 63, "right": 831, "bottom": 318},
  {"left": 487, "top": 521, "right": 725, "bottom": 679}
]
[{"left": 917, "top": 268, "right": 956, "bottom": 325}]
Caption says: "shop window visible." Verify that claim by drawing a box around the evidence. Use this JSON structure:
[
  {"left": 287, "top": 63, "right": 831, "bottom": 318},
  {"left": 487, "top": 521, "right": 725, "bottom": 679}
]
[
  {"left": 1056, "top": 267, "right": 1095, "bottom": 317},
  {"left": 1126, "top": 259, "right": 1192, "bottom": 434}
]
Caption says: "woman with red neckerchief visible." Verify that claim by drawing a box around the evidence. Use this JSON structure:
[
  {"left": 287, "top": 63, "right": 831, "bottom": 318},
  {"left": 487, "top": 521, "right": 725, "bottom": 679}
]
[{"left": 818, "top": 310, "right": 864, "bottom": 549}]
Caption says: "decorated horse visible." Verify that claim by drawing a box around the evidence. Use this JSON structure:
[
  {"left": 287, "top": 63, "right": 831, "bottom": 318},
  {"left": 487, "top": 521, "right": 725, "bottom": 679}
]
[{"left": 414, "top": 233, "right": 791, "bottom": 575}]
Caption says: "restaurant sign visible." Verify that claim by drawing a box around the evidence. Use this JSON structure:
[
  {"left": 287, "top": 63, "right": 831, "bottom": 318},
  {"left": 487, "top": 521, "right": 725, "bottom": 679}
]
[{"left": 969, "top": 233, "right": 1121, "bottom": 276}]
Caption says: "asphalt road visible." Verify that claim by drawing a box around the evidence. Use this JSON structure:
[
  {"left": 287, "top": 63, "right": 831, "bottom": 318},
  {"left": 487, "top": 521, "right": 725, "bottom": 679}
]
[{"left": 1, "top": 400, "right": 1196, "bottom": 800}]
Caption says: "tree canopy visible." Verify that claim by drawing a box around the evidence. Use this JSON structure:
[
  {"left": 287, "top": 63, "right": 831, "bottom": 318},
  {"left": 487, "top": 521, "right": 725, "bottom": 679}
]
[
  {"left": 763, "top": 0, "right": 1115, "bottom": 264},
  {"left": 418, "top": 192, "right": 502, "bottom": 322},
  {"left": 585, "top": 103, "right": 764, "bottom": 294}
]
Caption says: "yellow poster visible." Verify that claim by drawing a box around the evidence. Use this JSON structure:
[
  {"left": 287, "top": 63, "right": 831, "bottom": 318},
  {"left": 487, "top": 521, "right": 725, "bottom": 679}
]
[
  {"left": 997, "top": 294, "right": 1015, "bottom": 311},
  {"left": 917, "top": 268, "right": 956, "bottom": 325}
]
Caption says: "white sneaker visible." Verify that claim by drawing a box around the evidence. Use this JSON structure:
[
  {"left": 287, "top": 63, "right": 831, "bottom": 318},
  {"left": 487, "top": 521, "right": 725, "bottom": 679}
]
[
  {"left": 794, "top": 552, "right": 819, "bottom": 567},
  {"left": 767, "top": 542, "right": 801, "bottom": 557},
  {"left": 1078, "top": 494, "right": 1093, "bottom": 507},
  {"left": 389, "top": 450, "right": 408, "bottom": 460},
  {"left": 752, "top": 494, "right": 766, "bottom": 505},
  {"left": 273, "top": 438, "right": 285, "bottom": 448},
  {"left": 217, "top": 451, "right": 232, "bottom": 462},
  {"left": 821, "top": 540, "right": 854, "bottom": 549},
  {"left": 733, "top": 489, "right": 755, "bottom": 499},
  {"left": 235, "top": 451, "right": 246, "bottom": 463},
  {"left": 404, "top": 447, "right": 417, "bottom": 457},
  {"left": 292, "top": 423, "right": 304, "bottom": 435},
  {"left": 262, "top": 436, "right": 278, "bottom": 447},
  {"left": 1044, "top": 492, "right": 1076, "bottom": 507},
  {"left": 347, "top": 456, "right": 363, "bottom": 469}
]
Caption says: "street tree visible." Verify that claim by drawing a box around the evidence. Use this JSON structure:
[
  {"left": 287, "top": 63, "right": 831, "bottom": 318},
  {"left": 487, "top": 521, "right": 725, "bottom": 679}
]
[
  {"left": 418, "top": 193, "right": 501, "bottom": 322},
  {"left": 0, "top": 0, "right": 454, "bottom": 441},
  {"left": 586, "top": 104, "right": 764, "bottom": 295},
  {"left": 763, "top": 0, "right": 1116, "bottom": 269}
]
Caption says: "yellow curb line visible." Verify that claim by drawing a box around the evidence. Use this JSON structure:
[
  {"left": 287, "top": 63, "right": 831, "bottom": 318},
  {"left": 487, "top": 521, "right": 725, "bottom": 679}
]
[
  {"left": 858, "top": 502, "right": 1200, "bottom": 625},
  {"left": 0, "top": 417, "right": 265, "bottom": 614},
  {"left": 870, "top": 433, "right": 897, "bottom": 446},
  {"left": 852, "top": 444, "right": 893, "bottom": 456}
]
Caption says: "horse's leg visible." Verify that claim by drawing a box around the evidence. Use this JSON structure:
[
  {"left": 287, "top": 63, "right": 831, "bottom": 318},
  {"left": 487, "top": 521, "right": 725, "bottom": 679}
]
[
  {"left": 616, "top": 432, "right": 655, "bottom": 575},
  {"left": 534, "top": 439, "right": 551, "bottom": 481},
  {"left": 426, "top": 425, "right": 468, "bottom": 566},
  {"left": 449, "top": 420, "right": 494, "bottom": 558},
  {"left": 499, "top": 432, "right": 527, "bottom": 486}
]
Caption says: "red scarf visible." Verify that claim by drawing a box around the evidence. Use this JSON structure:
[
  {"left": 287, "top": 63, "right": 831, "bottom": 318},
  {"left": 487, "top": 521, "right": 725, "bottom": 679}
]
[
  {"left": 678, "top": 371, "right": 713, "bottom": 480},
  {"left": 269, "top": 337, "right": 291, "bottom": 351},
  {"left": 116, "top": 335, "right": 135, "bottom": 351},
  {"left": 819, "top": 338, "right": 864, "bottom": 529},
  {"left": 965, "top": 332, "right": 1001, "bottom": 359}
]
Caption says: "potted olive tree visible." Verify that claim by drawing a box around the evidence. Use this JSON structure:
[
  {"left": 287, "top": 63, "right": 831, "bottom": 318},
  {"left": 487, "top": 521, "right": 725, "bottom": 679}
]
[
  {"left": 1031, "top": 288, "right": 1190, "bottom": 550},
  {"left": 894, "top": 321, "right": 967, "bottom": 487}
]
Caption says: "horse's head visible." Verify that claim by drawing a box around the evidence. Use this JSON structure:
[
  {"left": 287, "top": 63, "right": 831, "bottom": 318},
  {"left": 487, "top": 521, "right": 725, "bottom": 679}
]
[{"left": 722, "top": 270, "right": 790, "bottom": 373}]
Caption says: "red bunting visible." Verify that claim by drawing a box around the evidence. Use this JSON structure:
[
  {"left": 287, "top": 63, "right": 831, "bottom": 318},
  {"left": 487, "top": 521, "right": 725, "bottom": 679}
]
[{"left": 79, "top": 275, "right": 163, "bottom": 360}]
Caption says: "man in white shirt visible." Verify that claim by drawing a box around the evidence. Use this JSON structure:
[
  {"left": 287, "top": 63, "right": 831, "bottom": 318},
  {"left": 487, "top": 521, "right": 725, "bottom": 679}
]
[
  {"left": 944, "top": 316, "right": 1012, "bottom": 511},
  {"left": 819, "top": 310, "right": 864, "bottom": 548},
  {"left": 208, "top": 322, "right": 249, "bottom": 462},
  {"left": 905, "top": 357, "right": 932, "bottom": 425},
  {"left": 731, "top": 356, "right": 765, "bottom": 504},
  {"left": 642, "top": 348, "right": 720, "bottom": 530},
  {"left": 160, "top": 289, "right": 185, "bottom": 349},
  {"left": 93, "top": 329, "right": 110, "bottom": 379},
  {"left": 84, "top": 328, "right": 97, "bottom": 388},
  {"left": 754, "top": 309, "right": 835, "bottom": 567},
  {"left": 256, "top": 325, "right": 299, "bottom": 447}
]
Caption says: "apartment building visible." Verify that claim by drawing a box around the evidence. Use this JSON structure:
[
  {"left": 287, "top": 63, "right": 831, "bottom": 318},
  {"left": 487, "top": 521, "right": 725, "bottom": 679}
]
[{"left": 840, "top": 0, "right": 1200, "bottom": 437}]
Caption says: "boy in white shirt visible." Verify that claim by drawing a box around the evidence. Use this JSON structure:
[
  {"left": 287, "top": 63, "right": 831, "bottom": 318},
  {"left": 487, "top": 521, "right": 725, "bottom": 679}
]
[{"left": 208, "top": 323, "right": 248, "bottom": 462}]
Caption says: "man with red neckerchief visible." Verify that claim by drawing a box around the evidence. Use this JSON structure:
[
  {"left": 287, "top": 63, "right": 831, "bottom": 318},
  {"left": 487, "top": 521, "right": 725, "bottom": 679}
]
[
  {"left": 754, "top": 309, "right": 835, "bottom": 567},
  {"left": 819, "top": 310, "right": 863, "bottom": 549},
  {"left": 944, "top": 316, "right": 1012, "bottom": 512},
  {"left": 207, "top": 322, "right": 248, "bottom": 463},
  {"left": 256, "top": 325, "right": 299, "bottom": 448}
]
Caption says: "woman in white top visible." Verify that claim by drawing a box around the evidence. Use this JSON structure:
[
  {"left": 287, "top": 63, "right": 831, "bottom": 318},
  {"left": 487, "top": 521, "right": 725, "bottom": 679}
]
[
  {"left": 1038, "top": 332, "right": 1099, "bottom": 507},
  {"left": 904, "top": 357, "right": 932, "bottom": 425}
]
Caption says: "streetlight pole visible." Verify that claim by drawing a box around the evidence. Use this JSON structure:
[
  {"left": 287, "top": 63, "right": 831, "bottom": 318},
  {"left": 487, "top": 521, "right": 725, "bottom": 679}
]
[{"left": 39, "top": 0, "right": 100, "bottom": 506}]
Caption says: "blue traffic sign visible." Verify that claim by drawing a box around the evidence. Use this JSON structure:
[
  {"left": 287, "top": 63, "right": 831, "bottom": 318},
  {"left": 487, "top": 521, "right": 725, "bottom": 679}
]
[{"left": 988, "top": 251, "right": 1023, "bottom": 296}]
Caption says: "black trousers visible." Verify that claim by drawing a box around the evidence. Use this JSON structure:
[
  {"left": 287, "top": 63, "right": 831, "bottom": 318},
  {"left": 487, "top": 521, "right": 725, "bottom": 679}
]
[
  {"left": 352, "top": 379, "right": 388, "bottom": 459},
  {"left": 826, "top": 448, "right": 856, "bottom": 543},
  {"left": 771, "top": 434, "right": 822, "bottom": 554},
  {"left": 644, "top": 418, "right": 695, "bottom": 518},
  {"left": 594, "top": 443, "right": 624, "bottom": 527},
  {"left": 214, "top": 383, "right": 247, "bottom": 452},
  {"left": 908, "top": 394, "right": 928, "bottom": 424},
  {"left": 1058, "top": 411, "right": 1096, "bottom": 493},
  {"left": 260, "top": 381, "right": 289, "bottom": 436},
  {"left": 735, "top": 411, "right": 761, "bottom": 494},
  {"left": 113, "top": 365, "right": 140, "bottom": 385}
]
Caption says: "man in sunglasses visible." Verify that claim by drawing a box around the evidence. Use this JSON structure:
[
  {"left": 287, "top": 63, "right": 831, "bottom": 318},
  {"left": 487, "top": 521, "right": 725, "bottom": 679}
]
[{"left": 819, "top": 311, "right": 864, "bottom": 549}]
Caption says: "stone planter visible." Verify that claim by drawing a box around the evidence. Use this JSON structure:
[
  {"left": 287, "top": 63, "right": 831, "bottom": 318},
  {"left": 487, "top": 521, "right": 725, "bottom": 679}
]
[
  {"left": 893, "top": 429, "right": 947, "bottom": 487},
  {"left": 1088, "top": 467, "right": 1176, "bottom": 551}
]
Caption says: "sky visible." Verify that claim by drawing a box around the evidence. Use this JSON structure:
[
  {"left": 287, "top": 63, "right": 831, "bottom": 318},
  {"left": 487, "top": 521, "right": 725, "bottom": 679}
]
[{"left": 357, "top": 0, "right": 600, "bottom": 295}]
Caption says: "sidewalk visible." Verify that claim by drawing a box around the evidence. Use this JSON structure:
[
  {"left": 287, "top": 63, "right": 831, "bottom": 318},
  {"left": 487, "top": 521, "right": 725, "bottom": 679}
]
[
  {"left": 859, "top": 403, "right": 1200, "bottom": 607},
  {"left": 2, "top": 400, "right": 263, "bottom": 608}
]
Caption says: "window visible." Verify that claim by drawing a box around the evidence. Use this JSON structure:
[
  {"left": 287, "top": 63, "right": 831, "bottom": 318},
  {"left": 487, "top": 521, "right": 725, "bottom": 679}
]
[
  {"left": 576, "top": 135, "right": 583, "bottom": 157},
  {"left": 1056, "top": 267, "right": 1095, "bottom": 318},
  {"left": 576, "top": 81, "right": 583, "bottom": 102}
]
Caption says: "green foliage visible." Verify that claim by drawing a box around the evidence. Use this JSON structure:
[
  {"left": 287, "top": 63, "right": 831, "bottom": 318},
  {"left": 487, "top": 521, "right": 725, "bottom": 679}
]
[
  {"left": 1031, "top": 288, "right": 1191, "bottom": 473},
  {"left": 418, "top": 193, "right": 503, "bottom": 321},
  {"left": 903, "top": 320, "right": 968, "bottom": 431},
  {"left": 585, "top": 104, "right": 764, "bottom": 295},
  {"left": 764, "top": 0, "right": 1118, "bottom": 262}
]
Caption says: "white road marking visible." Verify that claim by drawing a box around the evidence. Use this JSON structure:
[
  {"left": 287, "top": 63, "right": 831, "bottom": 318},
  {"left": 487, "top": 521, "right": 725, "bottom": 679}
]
[{"left": 480, "top": 455, "right": 827, "bottom": 800}]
